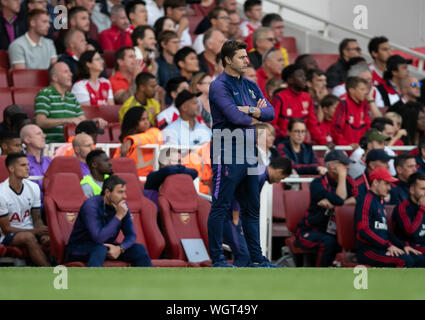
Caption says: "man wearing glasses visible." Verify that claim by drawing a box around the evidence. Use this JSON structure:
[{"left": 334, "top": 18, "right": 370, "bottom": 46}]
[
  {"left": 326, "top": 38, "right": 362, "bottom": 89},
  {"left": 389, "top": 76, "right": 421, "bottom": 114},
  {"left": 247, "top": 26, "right": 276, "bottom": 70}
]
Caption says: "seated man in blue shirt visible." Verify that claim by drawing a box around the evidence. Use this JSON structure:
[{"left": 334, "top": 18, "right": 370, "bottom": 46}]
[
  {"left": 389, "top": 153, "right": 417, "bottom": 206},
  {"left": 66, "top": 175, "right": 152, "bottom": 267}
]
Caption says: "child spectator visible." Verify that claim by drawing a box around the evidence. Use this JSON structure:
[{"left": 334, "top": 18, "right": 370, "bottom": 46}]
[
  {"left": 319, "top": 94, "right": 340, "bottom": 143},
  {"left": 385, "top": 112, "right": 407, "bottom": 147},
  {"left": 240, "top": 0, "right": 262, "bottom": 38}
]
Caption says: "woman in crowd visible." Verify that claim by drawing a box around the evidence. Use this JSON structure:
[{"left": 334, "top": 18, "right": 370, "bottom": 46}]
[
  {"left": 190, "top": 72, "right": 212, "bottom": 127},
  {"left": 399, "top": 101, "right": 425, "bottom": 146},
  {"left": 153, "top": 16, "right": 176, "bottom": 38}
]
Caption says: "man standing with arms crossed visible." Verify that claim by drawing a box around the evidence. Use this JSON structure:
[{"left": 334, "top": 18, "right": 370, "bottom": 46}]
[{"left": 208, "top": 40, "right": 275, "bottom": 267}]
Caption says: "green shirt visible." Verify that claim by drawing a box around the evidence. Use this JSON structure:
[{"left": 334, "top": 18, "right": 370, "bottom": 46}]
[{"left": 35, "top": 85, "right": 84, "bottom": 143}]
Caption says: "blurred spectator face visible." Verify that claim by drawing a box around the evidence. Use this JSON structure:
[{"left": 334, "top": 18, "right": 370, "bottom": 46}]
[
  {"left": 139, "top": 78, "right": 158, "bottom": 99},
  {"left": 349, "top": 82, "right": 368, "bottom": 103},
  {"left": 393, "top": 63, "right": 409, "bottom": 80},
  {"left": 322, "top": 102, "right": 338, "bottom": 121},
  {"left": 369, "top": 160, "right": 389, "bottom": 171},
  {"left": 368, "top": 140, "right": 385, "bottom": 151},
  {"left": 298, "top": 55, "right": 318, "bottom": 72},
  {"left": 288, "top": 122, "right": 307, "bottom": 146},
  {"left": 212, "top": 10, "right": 230, "bottom": 34},
  {"left": 118, "top": 49, "right": 137, "bottom": 72},
  {"left": 71, "top": 11, "right": 91, "bottom": 33},
  {"left": 381, "top": 123, "right": 395, "bottom": 142},
  {"left": 359, "top": 70, "right": 373, "bottom": 92},
  {"left": 140, "top": 29, "right": 157, "bottom": 52},
  {"left": 404, "top": 77, "right": 421, "bottom": 100},
  {"left": 343, "top": 41, "right": 361, "bottom": 61},
  {"left": 162, "top": 36, "right": 180, "bottom": 56},
  {"left": 137, "top": 110, "right": 150, "bottom": 132},
  {"left": 228, "top": 12, "right": 241, "bottom": 39},
  {"left": 171, "top": 81, "right": 189, "bottom": 101},
  {"left": 32, "top": 13, "right": 50, "bottom": 37},
  {"left": 417, "top": 110, "right": 425, "bottom": 132},
  {"left": 196, "top": 75, "right": 212, "bottom": 95},
  {"left": 222, "top": 0, "right": 237, "bottom": 13},
  {"left": 53, "top": 62, "right": 73, "bottom": 89},
  {"left": 1, "top": 0, "right": 21, "bottom": 14},
  {"left": 167, "top": 6, "right": 186, "bottom": 24},
  {"left": 307, "top": 72, "right": 327, "bottom": 93},
  {"left": 87, "top": 52, "right": 104, "bottom": 74},
  {"left": 181, "top": 97, "right": 200, "bottom": 118},
  {"left": 244, "top": 66, "right": 257, "bottom": 82},
  {"left": 69, "top": 30, "right": 88, "bottom": 57},
  {"left": 162, "top": 17, "right": 175, "bottom": 31},
  {"left": 373, "top": 41, "right": 391, "bottom": 63},
  {"left": 75, "top": 0, "right": 95, "bottom": 14},
  {"left": 207, "top": 30, "right": 227, "bottom": 56},
  {"left": 181, "top": 52, "right": 200, "bottom": 73},
  {"left": 1, "top": 138, "right": 23, "bottom": 155},
  {"left": 28, "top": 0, "right": 48, "bottom": 11},
  {"left": 270, "top": 20, "right": 284, "bottom": 42},
  {"left": 130, "top": 3, "right": 148, "bottom": 26},
  {"left": 256, "top": 30, "right": 276, "bottom": 54},
  {"left": 246, "top": 5, "right": 262, "bottom": 22},
  {"left": 112, "top": 8, "right": 129, "bottom": 31},
  {"left": 397, "top": 158, "right": 417, "bottom": 181},
  {"left": 288, "top": 69, "right": 306, "bottom": 91},
  {"left": 266, "top": 127, "right": 275, "bottom": 150},
  {"left": 264, "top": 50, "right": 285, "bottom": 76}
]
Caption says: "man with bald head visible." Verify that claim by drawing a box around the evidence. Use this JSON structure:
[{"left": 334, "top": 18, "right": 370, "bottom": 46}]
[
  {"left": 72, "top": 133, "right": 94, "bottom": 176},
  {"left": 58, "top": 29, "right": 88, "bottom": 79},
  {"left": 35, "top": 62, "right": 86, "bottom": 143},
  {"left": 256, "top": 47, "right": 285, "bottom": 97},
  {"left": 198, "top": 29, "right": 227, "bottom": 77}
]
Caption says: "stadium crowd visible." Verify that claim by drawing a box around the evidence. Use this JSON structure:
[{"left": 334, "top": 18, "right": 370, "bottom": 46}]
[{"left": 1, "top": 0, "right": 425, "bottom": 268}]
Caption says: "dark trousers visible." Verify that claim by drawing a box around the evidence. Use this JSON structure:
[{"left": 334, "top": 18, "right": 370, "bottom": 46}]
[
  {"left": 222, "top": 213, "right": 250, "bottom": 267},
  {"left": 208, "top": 162, "right": 262, "bottom": 264},
  {"left": 357, "top": 248, "right": 425, "bottom": 268},
  {"left": 66, "top": 243, "right": 152, "bottom": 267},
  {"left": 296, "top": 229, "right": 339, "bottom": 267}
]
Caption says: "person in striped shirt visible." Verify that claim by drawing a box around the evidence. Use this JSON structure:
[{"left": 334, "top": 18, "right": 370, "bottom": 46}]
[{"left": 34, "top": 62, "right": 86, "bottom": 143}]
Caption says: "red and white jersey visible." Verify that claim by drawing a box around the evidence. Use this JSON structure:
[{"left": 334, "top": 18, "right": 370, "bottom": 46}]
[
  {"left": 157, "top": 105, "right": 180, "bottom": 130},
  {"left": 240, "top": 20, "right": 261, "bottom": 38},
  {"left": 71, "top": 78, "right": 114, "bottom": 106},
  {"left": 369, "top": 63, "right": 386, "bottom": 87},
  {"left": 0, "top": 179, "right": 41, "bottom": 242},
  {"left": 332, "top": 84, "right": 385, "bottom": 107}
]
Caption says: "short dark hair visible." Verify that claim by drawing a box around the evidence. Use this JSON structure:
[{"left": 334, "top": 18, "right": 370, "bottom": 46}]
[
  {"left": 135, "top": 72, "right": 156, "bottom": 87},
  {"left": 339, "top": 38, "right": 357, "bottom": 57},
  {"left": 261, "top": 13, "right": 283, "bottom": 27},
  {"left": 394, "top": 153, "right": 415, "bottom": 169},
  {"left": 244, "top": 0, "right": 261, "bottom": 12},
  {"left": 165, "top": 76, "right": 188, "bottom": 97},
  {"left": 287, "top": 118, "right": 305, "bottom": 131},
  {"left": 408, "top": 172, "right": 425, "bottom": 188},
  {"left": 86, "top": 149, "right": 107, "bottom": 168},
  {"left": 131, "top": 25, "right": 155, "bottom": 47},
  {"left": 208, "top": 7, "right": 227, "bottom": 21},
  {"left": 371, "top": 117, "right": 393, "bottom": 132},
  {"left": 0, "top": 131, "right": 20, "bottom": 145},
  {"left": 320, "top": 94, "right": 340, "bottom": 108},
  {"left": 125, "top": 0, "right": 146, "bottom": 19},
  {"left": 114, "top": 46, "right": 134, "bottom": 70},
  {"left": 281, "top": 64, "right": 303, "bottom": 82},
  {"left": 294, "top": 54, "right": 312, "bottom": 66},
  {"left": 68, "top": 6, "right": 88, "bottom": 21},
  {"left": 368, "top": 36, "right": 389, "bottom": 56},
  {"left": 101, "top": 175, "right": 127, "bottom": 196},
  {"left": 76, "top": 50, "right": 98, "bottom": 81},
  {"left": 164, "top": 0, "right": 186, "bottom": 12},
  {"left": 220, "top": 40, "right": 247, "bottom": 67},
  {"left": 305, "top": 68, "right": 324, "bottom": 82},
  {"left": 5, "top": 152, "right": 27, "bottom": 169},
  {"left": 269, "top": 157, "right": 292, "bottom": 175},
  {"left": 345, "top": 76, "right": 368, "bottom": 92},
  {"left": 174, "top": 46, "right": 197, "bottom": 69}
]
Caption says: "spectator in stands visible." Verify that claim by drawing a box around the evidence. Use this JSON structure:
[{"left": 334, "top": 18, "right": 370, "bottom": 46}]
[
  {"left": 265, "top": 78, "right": 285, "bottom": 101},
  {"left": 243, "top": 63, "right": 257, "bottom": 82},
  {"left": 376, "top": 54, "right": 411, "bottom": 107},
  {"left": 66, "top": 175, "right": 152, "bottom": 267},
  {"left": 256, "top": 47, "right": 285, "bottom": 98},
  {"left": 8, "top": 9, "right": 56, "bottom": 69},
  {"left": 385, "top": 112, "right": 407, "bottom": 147},
  {"left": 156, "top": 77, "right": 188, "bottom": 129},
  {"left": 156, "top": 30, "right": 181, "bottom": 88},
  {"left": 109, "top": 47, "right": 142, "bottom": 104},
  {"left": 0, "top": 105, "right": 25, "bottom": 135},
  {"left": 318, "top": 94, "right": 340, "bottom": 144},
  {"left": 389, "top": 153, "right": 417, "bottom": 205},
  {"left": 295, "top": 54, "right": 319, "bottom": 73},
  {"left": 296, "top": 149, "right": 357, "bottom": 267},
  {"left": 131, "top": 25, "right": 158, "bottom": 75},
  {"left": 0, "top": 153, "right": 51, "bottom": 266},
  {"left": 228, "top": 11, "right": 242, "bottom": 41},
  {"left": 20, "top": 124, "right": 51, "bottom": 197},
  {"left": 198, "top": 29, "right": 227, "bottom": 77},
  {"left": 330, "top": 77, "right": 371, "bottom": 148},
  {"left": 271, "top": 64, "right": 327, "bottom": 145},
  {"left": 98, "top": 4, "right": 129, "bottom": 51},
  {"left": 164, "top": 0, "right": 191, "bottom": 47},
  {"left": 190, "top": 0, "right": 215, "bottom": 20},
  {"left": 74, "top": 0, "right": 99, "bottom": 42},
  {"left": 193, "top": 7, "right": 230, "bottom": 54},
  {"left": 256, "top": 122, "right": 279, "bottom": 165},
  {"left": 147, "top": 0, "right": 165, "bottom": 26},
  {"left": 117, "top": 0, "right": 148, "bottom": 49},
  {"left": 80, "top": 149, "right": 113, "bottom": 198},
  {"left": 71, "top": 50, "right": 114, "bottom": 107},
  {"left": 9, "top": 113, "right": 30, "bottom": 136},
  {"left": 370, "top": 117, "right": 397, "bottom": 175},
  {"left": 305, "top": 68, "right": 328, "bottom": 121},
  {"left": 416, "top": 137, "right": 425, "bottom": 174},
  {"left": 247, "top": 27, "right": 275, "bottom": 70},
  {"left": 72, "top": 132, "right": 94, "bottom": 176},
  {"left": 153, "top": 16, "right": 175, "bottom": 37},
  {"left": 392, "top": 172, "right": 425, "bottom": 254},
  {"left": 0, "top": 0, "right": 27, "bottom": 50},
  {"left": 389, "top": 76, "right": 421, "bottom": 114},
  {"left": 399, "top": 102, "right": 425, "bottom": 146},
  {"left": 119, "top": 72, "right": 160, "bottom": 125},
  {"left": 91, "top": 0, "right": 122, "bottom": 33},
  {"left": 325, "top": 38, "right": 361, "bottom": 89},
  {"left": 355, "top": 167, "right": 425, "bottom": 267},
  {"left": 35, "top": 62, "right": 86, "bottom": 143},
  {"left": 190, "top": 72, "right": 212, "bottom": 127},
  {"left": 174, "top": 46, "right": 200, "bottom": 82},
  {"left": 240, "top": 0, "right": 262, "bottom": 39},
  {"left": 368, "top": 36, "right": 391, "bottom": 87},
  {"left": 58, "top": 29, "right": 88, "bottom": 80},
  {"left": 162, "top": 90, "right": 211, "bottom": 146},
  {"left": 260, "top": 13, "right": 289, "bottom": 68},
  {"left": 118, "top": 107, "right": 150, "bottom": 144},
  {"left": 276, "top": 118, "right": 327, "bottom": 175},
  {"left": 0, "top": 131, "right": 22, "bottom": 155}
]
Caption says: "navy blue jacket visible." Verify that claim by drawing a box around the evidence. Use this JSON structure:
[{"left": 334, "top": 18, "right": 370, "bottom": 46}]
[
  {"left": 297, "top": 174, "right": 358, "bottom": 233},
  {"left": 415, "top": 154, "right": 425, "bottom": 174},
  {"left": 277, "top": 139, "right": 319, "bottom": 175},
  {"left": 0, "top": 11, "right": 27, "bottom": 50},
  {"left": 389, "top": 180, "right": 410, "bottom": 206},
  {"left": 355, "top": 171, "right": 371, "bottom": 200},
  {"left": 156, "top": 54, "right": 180, "bottom": 89},
  {"left": 392, "top": 198, "right": 425, "bottom": 247},
  {"left": 355, "top": 190, "right": 404, "bottom": 251}
]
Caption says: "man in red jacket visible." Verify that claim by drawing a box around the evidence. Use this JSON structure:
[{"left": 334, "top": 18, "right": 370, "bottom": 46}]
[
  {"left": 330, "top": 76, "right": 371, "bottom": 149},
  {"left": 271, "top": 64, "right": 327, "bottom": 145},
  {"left": 98, "top": 4, "right": 129, "bottom": 51}
]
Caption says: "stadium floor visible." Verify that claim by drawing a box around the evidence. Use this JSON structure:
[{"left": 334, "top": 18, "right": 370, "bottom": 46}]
[{"left": 0, "top": 267, "right": 424, "bottom": 300}]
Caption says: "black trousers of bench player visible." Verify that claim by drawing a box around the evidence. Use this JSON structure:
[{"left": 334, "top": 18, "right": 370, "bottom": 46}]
[
  {"left": 296, "top": 229, "right": 339, "bottom": 267},
  {"left": 356, "top": 248, "right": 425, "bottom": 268}
]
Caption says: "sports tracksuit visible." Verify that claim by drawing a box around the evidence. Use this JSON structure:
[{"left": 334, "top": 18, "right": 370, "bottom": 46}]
[
  {"left": 208, "top": 72, "right": 274, "bottom": 264},
  {"left": 296, "top": 174, "right": 358, "bottom": 267},
  {"left": 276, "top": 138, "right": 319, "bottom": 175}
]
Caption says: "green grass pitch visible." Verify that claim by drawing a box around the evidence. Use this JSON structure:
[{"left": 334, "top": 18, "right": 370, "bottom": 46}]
[{"left": 0, "top": 267, "right": 424, "bottom": 300}]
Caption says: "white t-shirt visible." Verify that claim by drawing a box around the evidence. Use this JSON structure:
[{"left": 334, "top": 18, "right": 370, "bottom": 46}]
[
  {"left": 156, "top": 104, "right": 180, "bottom": 129},
  {"left": 71, "top": 77, "right": 114, "bottom": 106},
  {"left": 193, "top": 34, "right": 205, "bottom": 54},
  {"left": 175, "top": 24, "right": 192, "bottom": 48},
  {"left": 0, "top": 179, "right": 41, "bottom": 242},
  {"left": 146, "top": 0, "right": 165, "bottom": 26}
]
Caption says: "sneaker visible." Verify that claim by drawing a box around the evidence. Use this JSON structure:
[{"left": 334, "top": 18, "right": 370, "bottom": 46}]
[
  {"left": 212, "top": 260, "right": 235, "bottom": 268},
  {"left": 249, "top": 259, "right": 279, "bottom": 268}
]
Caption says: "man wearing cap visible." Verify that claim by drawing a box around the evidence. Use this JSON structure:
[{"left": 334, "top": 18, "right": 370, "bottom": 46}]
[
  {"left": 355, "top": 167, "right": 425, "bottom": 267},
  {"left": 389, "top": 154, "right": 418, "bottom": 206},
  {"left": 162, "top": 90, "right": 211, "bottom": 147},
  {"left": 270, "top": 64, "right": 327, "bottom": 144},
  {"left": 355, "top": 149, "right": 394, "bottom": 199},
  {"left": 296, "top": 150, "right": 358, "bottom": 267},
  {"left": 376, "top": 54, "right": 411, "bottom": 107}
]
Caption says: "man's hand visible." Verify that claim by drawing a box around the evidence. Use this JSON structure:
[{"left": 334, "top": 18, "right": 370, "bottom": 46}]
[
  {"left": 67, "top": 117, "right": 82, "bottom": 125},
  {"left": 317, "top": 198, "right": 334, "bottom": 209},
  {"left": 404, "top": 246, "right": 423, "bottom": 255},
  {"left": 317, "top": 166, "right": 328, "bottom": 175},
  {"left": 386, "top": 245, "right": 404, "bottom": 257},
  {"left": 104, "top": 244, "right": 121, "bottom": 260},
  {"left": 335, "top": 163, "right": 348, "bottom": 177},
  {"left": 40, "top": 234, "right": 50, "bottom": 245},
  {"left": 34, "top": 225, "right": 49, "bottom": 236},
  {"left": 256, "top": 98, "right": 267, "bottom": 108},
  {"left": 94, "top": 117, "right": 108, "bottom": 129},
  {"left": 395, "top": 129, "right": 407, "bottom": 140},
  {"left": 120, "top": 140, "right": 132, "bottom": 157},
  {"left": 326, "top": 142, "right": 335, "bottom": 150},
  {"left": 132, "top": 62, "right": 144, "bottom": 80},
  {"left": 112, "top": 200, "right": 128, "bottom": 220},
  {"left": 178, "top": 17, "right": 189, "bottom": 33},
  {"left": 237, "top": 106, "right": 249, "bottom": 114},
  {"left": 349, "top": 143, "right": 359, "bottom": 150}
]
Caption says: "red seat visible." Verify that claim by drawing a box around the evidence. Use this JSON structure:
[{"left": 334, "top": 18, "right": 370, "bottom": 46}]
[
  {"left": 0, "top": 69, "right": 8, "bottom": 87},
  {"left": 10, "top": 69, "right": 49, "bottom": 88},
  {"left": 288, "top": 51, "right": 298, "bottom": 64},
  {"left": 109, "top": 122, "right": 121, "bottom": 142},
  {"left": 111, "top": 157, "right": 138, "bottom": 176},
  {"left": 12, "top": 87, "right": 43, "bottom": 112},
  {"left": 63, "top": 122, "right": 112, "bottom": 143},
  {"left": 272, "top": 183, "right": 289, "bottom": 237},
  {"left": 158, "top": 174, "right": 211, "bottom": 266},
  {"left": 385, "top": 205, "right": 396, "bottom": 234},
  {"left": 42, "top": 156, "right": 83, "bottom": 193},
  {"left": 310, "top": 54, "right": 340, "bottom": 71},
  {"left": 0, "top": 88, "right": 13, "bottom": 119},
  {"left": 102, "top": 50, "right": 116, "bottom": 69},
  {"left": 282, "top": 37, "right": 297, "bottom": 54},
  {"left": 283, "top": 189, "right": 313, "bottom": 255},
  {"left": 82, "top": 105, "right": 121, "bottom": 123},
  {"left": 0, "top": 50, "right": 9, "bottom": 70},
  {"left": 0, "top": 155, "right": 8, "bottom": 182}
]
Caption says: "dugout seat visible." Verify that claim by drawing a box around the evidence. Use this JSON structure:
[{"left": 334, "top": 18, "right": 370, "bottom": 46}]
[
  {"left": 0, "top": 69, "right": 8, "bottom": 87},
  {"left": 0, "top": 88, "right": 13, "bottom": 118},
  {"left": 12, "top": 87, "right": 43, "bottom": 107},
  {"left": 0, "top": 155, "right": 8, "bottom": 182},
  {"left": 0, "top": 50, "right": 9, "bottom": 70},
  {"left": 111, "top": 157, "right": 139, "bottom": 176},
  {"left": 10, "top": 69, "right": 49, "bottom": 88},
  {"left": 158, "top": 174, "right": 211, "bottom": 267},
  {"left": 282, "top": 37, "right": 297, "bottom": 54},
  {"left": 82, "top": 105, "right": 121, "bottom": 123},
  {"left": 334, "top": 205, "right": 360, "bottom": 267},
  {"left": 109, "top": 122, "right": 121, "bottom": 143},
  {"left": 385, "top": 205, "right": 396, "bottom": 234},
  {"left": 272, "top": 183, "right": 289, "bottom": 237},
  {"left": 42, "top": 156, "right": 83, "bottom": 193},
  {"left": 310, "top": 54, "right": 339, "bottom": 72}
]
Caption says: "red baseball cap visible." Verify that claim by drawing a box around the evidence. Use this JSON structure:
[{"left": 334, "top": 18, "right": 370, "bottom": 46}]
[{"left": 369, "top": 167, "right": 398, "bottom": 183}]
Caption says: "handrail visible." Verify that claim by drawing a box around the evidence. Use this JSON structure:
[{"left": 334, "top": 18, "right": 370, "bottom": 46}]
[{"left": 267, "top": 0, "right": 425, "bottom": 68}]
